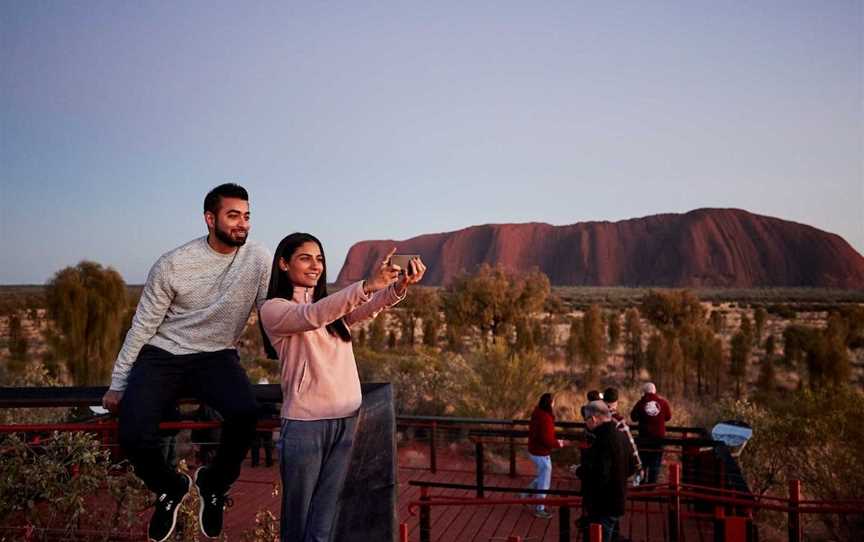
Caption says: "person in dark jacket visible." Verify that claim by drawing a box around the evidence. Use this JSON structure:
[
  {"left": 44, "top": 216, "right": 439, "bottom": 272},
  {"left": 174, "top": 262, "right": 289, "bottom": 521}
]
[
  {"left": 630, "top": 382, "right": 672, "bottom": 484},
  {"left": 575, "top": 400, "right": 634, "bottom": 542},
  {"left": 523, "top": 393, "right": 565, "bottom": 519}
]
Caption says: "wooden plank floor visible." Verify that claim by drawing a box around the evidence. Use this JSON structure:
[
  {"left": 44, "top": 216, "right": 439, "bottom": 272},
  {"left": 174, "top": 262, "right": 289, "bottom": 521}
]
[
  {"left": 2, "top": 449, "right": 714, "bottom": 541},
  {"left": 210, "top": 443, "right": 715, "bottom": 542}
]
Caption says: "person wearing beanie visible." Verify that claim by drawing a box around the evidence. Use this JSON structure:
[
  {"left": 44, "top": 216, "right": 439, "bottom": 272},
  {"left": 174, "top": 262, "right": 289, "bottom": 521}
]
[{"left": 574, "top": 401, "right": 635, "bottom": 542}]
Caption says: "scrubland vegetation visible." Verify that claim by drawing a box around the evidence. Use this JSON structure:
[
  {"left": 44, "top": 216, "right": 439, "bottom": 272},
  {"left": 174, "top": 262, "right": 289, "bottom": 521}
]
[{"left": 1, "top": 261, "right": 863, "bottom": 539}]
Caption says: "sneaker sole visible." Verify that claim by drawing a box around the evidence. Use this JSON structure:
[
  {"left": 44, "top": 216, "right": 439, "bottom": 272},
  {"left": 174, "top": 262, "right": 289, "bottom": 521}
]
[
  {"left": 149, "top": 474, "right": 192, "bottom": 542},
  {"left": 194, "top": 467, "right": 220, "bottom": 539}
]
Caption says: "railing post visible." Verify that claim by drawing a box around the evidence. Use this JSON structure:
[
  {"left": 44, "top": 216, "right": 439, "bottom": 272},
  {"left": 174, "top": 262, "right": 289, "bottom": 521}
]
[
  {"left": 713, "top": 506, "right": 725, "bottom": 542},
  {"left": 420, "top": 486, "right": 431, "bottom": 542},
  {"left": 399, "top": 522, "right": 409, "bottom": 542},
  {"left": 589, "top": 522, "right": 603, "bottom": 542},
  {"left": 475, "top": 441, "right": 485, "bottom": 498},
  {"left": 788, "top": 479, "right": 801, "bottom": 542},
  {"left": 509, "top": 420, "right": 517, "bottom": 478},
  {"left": 668, "top": 463, "right": 681, "bottom": 542},
  {"left": 429, "top": 421, "right": 437, "bottom": 474},
  {"left": 558, "top": 505, "right": 571, "bottom": 541}
]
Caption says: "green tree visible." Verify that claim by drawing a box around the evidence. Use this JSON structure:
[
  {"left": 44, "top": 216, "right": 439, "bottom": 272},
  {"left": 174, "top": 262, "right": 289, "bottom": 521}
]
[
  {"left": 757, "top": 335, "right": 777, "bottom": 392},
  {"left": 607, "top": 311, "right": 621, "bottom": 350},
  {"left": 739, "top": 314, "right": 753, "bottom": 345},
  {"left": 730, "top": 331, "right": 750, "bottom": 398},
  {"left": 368, "top": 315, "right": 387, "bottom": 351},
  {"left": 706, "top": 336, "right": 724, "bottom": 399},
  {"left": 442, "top": 264, "right": 550, "bottom": 350},
  {"left": 579, "top": 304, "right": 605, "bottom": 380},
  {"left": 566, "top": 317, "right": 582, "bottom": 373},
  {"left": 783, "top": 320, "right": 850, "bottom": 391},
  {"left": 709, "top": 309, "right": 725, "bottom": 334},
  {"left": 623, "top": 308, "right": 643, "bottom": 382},
  {"left": 754, "top": 307, "right": 767, "bottom": 344},
  {"left": 45, "top": 261, "right": 128, "bottom": 385},
  {"left": 397, "top": 287, "right": 440, "bottom": 348},
  {"left": 514, "top": 318, "right": 536, "bottom": 353},
  {"left": 422, "top": 312, "right": 441, "bottom": 348},
  {"left": 680, "top": 324, "right": 718, "bottom": 396},
  {"left": 640, "top": 290, "right": 704, "bottom": 332}
]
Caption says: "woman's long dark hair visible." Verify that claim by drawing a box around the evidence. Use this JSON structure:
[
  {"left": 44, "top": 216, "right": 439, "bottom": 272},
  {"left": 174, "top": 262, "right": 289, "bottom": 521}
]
[
  {"left": 537, "top": 393, "right": 554, "bottom": 414},
  {"left": 261, "top": 233, "right": 351, "bottom": 360}
]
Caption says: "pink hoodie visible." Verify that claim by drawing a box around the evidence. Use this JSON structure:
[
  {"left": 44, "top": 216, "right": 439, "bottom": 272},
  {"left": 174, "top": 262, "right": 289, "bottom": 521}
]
[{"left": 260, "top": 281, "right": 404, "bottom": 420}]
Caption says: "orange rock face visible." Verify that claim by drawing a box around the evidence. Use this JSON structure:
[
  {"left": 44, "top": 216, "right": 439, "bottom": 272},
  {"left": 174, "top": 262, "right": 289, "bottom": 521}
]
[{"left": 335, "top": 208, "right": 864, "bottom": 288}]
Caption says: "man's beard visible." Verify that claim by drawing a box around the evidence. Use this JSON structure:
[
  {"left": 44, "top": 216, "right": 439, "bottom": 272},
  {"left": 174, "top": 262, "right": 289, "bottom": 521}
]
[{"left": 214, "top": 218, "right": 248, "bottom": 247}]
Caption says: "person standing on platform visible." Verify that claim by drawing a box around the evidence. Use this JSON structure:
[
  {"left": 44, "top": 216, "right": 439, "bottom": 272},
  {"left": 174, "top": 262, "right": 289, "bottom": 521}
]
[
  {"left": 630, "top": 382, "right": 672, "bottom": 484},
  {"left": 524, "top": 393, "right": 566, "bottom": 519},
  {"left": 575, "top": 401, "right": 634, "bottom": 542},
  {"left": 260, "top": 233, "right": 425, "bottom": 542}
]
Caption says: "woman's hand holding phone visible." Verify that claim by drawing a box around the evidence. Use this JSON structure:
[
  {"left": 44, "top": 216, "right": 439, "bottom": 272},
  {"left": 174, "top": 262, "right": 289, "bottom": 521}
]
[
  {"left": 363, "top": 248, "right": 401, "bottom": 295},
  {"left": 394, "top": 256, "right": 427, "bottom": 296}
]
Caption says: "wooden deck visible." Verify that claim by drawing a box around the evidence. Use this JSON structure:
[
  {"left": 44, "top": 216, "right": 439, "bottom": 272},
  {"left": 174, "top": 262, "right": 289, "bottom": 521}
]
[{"left": 213, "top": 444, "right": 715, "bottom": 542}]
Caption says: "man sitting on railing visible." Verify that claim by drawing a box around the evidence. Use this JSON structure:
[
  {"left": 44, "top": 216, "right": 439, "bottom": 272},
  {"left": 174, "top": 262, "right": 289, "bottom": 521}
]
[
  {"left": 574, "top": 401, "right": 635, "bottom": 542},
  {"left": 101, "top": 183, "right": 271, "bottom": 542}
]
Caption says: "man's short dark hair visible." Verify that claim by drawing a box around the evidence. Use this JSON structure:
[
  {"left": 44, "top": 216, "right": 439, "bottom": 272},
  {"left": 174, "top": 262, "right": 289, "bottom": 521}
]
[
  {"left": 204, "top": 183, "right": 249, "bottom": 214},
  {"left": 603, "top": 387, "right": 619, "bottom": 404}
]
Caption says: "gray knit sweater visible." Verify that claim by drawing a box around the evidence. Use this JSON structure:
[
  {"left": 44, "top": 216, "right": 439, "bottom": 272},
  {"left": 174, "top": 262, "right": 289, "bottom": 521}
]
[{"left": 109, "top": 236, "right": 272, "bottom": 391}]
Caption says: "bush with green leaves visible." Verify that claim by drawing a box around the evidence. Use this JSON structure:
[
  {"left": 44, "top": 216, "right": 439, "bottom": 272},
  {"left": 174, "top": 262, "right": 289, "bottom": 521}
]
[
  {"left": 705, "top": 389, "right": 864, "bottom": 540},
  {"left": 357, "top": 341, "right": 552, "bottom": 420},
  {"left": 356, "top": 346, "right": 468, "bottom": 415},
  {"left": 0, "top": 431, "right": 149, "bottom": 540}
]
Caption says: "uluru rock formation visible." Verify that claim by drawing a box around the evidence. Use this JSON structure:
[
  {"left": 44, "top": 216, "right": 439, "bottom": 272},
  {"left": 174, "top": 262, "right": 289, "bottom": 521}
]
[{"left": 335, "top": 209, "right": 864, "bottom": 288}]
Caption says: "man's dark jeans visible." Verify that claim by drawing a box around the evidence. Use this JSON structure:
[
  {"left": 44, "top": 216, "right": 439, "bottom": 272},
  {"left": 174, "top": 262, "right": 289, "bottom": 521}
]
[
  {"left": 119, "top": 345, "right": 258, "bottom": 495},
  {"left": 637, "top": 439, "right": 664, "bottom": 484},
  {"left": 580, "top": 515, "right": 620, "bottom": 542}
]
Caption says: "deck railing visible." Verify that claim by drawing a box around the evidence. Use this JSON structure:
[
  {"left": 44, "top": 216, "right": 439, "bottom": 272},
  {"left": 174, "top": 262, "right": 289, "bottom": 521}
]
[{"left": 2, "top": 386, "right": 862, "bottom": 541}]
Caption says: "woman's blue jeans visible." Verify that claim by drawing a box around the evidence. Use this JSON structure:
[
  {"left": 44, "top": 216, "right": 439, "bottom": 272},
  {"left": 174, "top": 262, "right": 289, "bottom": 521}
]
[
  {"left": 526, "top": 453, "right": 552, "bottom": 512},
  {"left": 279, "top": 416, "right": 357, "bottom": 542}
]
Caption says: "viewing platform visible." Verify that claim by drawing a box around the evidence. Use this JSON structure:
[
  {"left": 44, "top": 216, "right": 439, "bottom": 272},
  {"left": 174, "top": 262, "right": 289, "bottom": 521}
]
[{"left": 1, "top": 385, "right": 861, "bottom": 541}]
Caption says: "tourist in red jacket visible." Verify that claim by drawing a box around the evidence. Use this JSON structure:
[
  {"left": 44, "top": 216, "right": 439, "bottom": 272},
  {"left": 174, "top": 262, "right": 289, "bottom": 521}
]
[
  {"left": 523, "top": 393, "right": 565, "bottom": 519},
  {"left": 630, "top": 382, "right": 672, "bottom": 483}
]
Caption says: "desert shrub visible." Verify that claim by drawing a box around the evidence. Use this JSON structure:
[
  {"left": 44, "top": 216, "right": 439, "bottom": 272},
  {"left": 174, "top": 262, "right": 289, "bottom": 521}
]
[
  {"left": 706, "top": 389, "right": 864, "bottom": 540},
  {"left": 0, "top": 361, "right": 70, "bottom": 425},
  {"left": 457, "top": 342, "right": 550, "bottom": 420},
  {"left": 0, "top": 431, "right": 149, "bottom": 541},
  {"left": 356, "top": 347, "right": 468, "bottom": 415},
  {"left": 357, "top": 342, "right": 552, "bottom": 420}
]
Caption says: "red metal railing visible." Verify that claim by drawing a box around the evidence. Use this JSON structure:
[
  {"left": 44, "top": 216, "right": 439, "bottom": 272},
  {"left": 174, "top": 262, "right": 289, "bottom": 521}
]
[{"left": 405, "top": 463, "right": 864, "bottom": 542}]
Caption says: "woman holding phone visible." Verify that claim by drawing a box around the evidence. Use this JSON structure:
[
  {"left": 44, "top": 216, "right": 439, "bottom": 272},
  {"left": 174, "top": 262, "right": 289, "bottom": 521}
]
[{"left": 259, "top": 233, "right": 425, "bottom": 542}]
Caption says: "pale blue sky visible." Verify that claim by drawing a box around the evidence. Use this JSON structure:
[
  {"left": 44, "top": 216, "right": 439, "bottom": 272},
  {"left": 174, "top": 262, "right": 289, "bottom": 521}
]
[{"left": 2, "top": 1, "right": 862, "bottom": 284}]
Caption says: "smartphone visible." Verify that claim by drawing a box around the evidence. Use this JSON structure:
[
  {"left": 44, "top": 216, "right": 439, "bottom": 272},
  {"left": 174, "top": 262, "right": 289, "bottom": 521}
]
[{"left": 389, "top": 254, "right": 420, "bottom": 276}]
